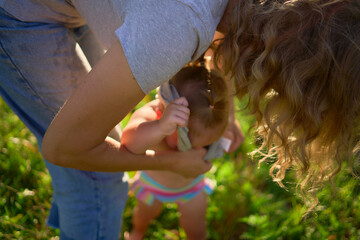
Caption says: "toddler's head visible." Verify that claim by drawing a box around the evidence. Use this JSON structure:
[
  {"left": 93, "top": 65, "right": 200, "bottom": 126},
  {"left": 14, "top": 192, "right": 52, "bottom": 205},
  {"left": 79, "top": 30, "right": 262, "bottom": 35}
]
[{"left": 169, "top": 66, "right": 229, "bottom": 148}]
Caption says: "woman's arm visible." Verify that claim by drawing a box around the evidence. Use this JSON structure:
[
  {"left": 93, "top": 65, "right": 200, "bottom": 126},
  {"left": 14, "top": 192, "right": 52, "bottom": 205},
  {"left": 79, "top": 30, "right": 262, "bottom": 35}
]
[
  {"left": 42, "top": 40, "right": 211, "bottom": 177},
  {"left": 121, "top": 98, "right": 189, "bottom": 154}
]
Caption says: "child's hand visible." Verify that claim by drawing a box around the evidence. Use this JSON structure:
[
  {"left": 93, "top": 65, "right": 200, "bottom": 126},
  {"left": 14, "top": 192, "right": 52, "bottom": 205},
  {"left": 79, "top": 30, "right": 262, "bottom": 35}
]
[{"left": 158, "top": 97, "right": 190, "bottom": 136}]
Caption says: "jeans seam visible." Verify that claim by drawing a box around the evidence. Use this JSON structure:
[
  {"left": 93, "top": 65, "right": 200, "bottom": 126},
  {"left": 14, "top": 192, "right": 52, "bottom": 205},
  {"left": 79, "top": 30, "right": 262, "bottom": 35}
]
[
  {"left": 93, "top": 173, "right": 102, "bottom": 240},
  {"left": 0, "top": 36, "right": 57, "bottom": 115}
]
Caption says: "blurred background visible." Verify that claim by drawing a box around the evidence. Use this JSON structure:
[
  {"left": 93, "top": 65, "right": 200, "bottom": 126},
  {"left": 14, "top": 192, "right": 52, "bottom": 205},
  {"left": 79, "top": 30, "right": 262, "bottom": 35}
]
[{"left": 1, "top": 92, "right": 359, "bottom": 239}]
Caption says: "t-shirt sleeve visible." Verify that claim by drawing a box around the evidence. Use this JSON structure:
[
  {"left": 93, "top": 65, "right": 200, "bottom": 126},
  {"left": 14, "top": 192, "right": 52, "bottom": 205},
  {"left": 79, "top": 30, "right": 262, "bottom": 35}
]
[{"left": 115, "top": 0, "right": 214, "bottom": 93}]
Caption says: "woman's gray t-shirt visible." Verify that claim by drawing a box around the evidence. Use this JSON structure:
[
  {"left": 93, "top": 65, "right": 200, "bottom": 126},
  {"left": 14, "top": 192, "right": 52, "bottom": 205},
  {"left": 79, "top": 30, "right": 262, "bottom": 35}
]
[{"left": 0, "top": 0, "right": 228, "bottom": 93}]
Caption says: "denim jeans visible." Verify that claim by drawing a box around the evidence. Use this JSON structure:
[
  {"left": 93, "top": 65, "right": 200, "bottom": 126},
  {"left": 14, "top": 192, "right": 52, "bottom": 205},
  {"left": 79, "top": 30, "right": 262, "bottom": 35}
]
[{"left": 0, "top": 7, "right": 128, "bottom": 240}]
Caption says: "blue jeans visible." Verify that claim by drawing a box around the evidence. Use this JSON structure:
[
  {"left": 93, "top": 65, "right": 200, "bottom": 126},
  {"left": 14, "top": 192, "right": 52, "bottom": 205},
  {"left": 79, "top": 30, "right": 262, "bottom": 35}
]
[{"left": 0, "top": 7, "right": 128, "bottom": 240}]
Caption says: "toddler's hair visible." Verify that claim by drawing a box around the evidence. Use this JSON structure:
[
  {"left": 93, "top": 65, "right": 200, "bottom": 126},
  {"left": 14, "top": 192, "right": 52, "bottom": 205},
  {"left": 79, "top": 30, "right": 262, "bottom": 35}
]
[
  {"left": 170, "top": 65, "right": 229, "bottom": 138},
  {"left": 214, "top": 0, "right": 360, "bottom": 209}
]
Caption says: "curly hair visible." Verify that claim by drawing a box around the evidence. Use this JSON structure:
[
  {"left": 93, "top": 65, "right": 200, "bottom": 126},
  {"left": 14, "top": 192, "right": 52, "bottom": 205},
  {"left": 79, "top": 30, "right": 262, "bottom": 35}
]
[{"left": 214, "top": 0, "right": 360, "bottom": 208}]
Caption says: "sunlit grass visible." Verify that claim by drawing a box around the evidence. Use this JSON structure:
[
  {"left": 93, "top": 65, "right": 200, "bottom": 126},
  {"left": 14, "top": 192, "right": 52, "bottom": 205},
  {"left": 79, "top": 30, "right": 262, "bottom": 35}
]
[{"left": 0, "top": 98, "right": 58, "bottom": 239}]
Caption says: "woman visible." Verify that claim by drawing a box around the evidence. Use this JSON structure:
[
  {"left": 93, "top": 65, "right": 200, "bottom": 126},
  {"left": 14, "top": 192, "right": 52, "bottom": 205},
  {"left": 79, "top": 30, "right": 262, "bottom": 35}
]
[{"left": 0, "top": 0, "right": 241, "bottom": 238}]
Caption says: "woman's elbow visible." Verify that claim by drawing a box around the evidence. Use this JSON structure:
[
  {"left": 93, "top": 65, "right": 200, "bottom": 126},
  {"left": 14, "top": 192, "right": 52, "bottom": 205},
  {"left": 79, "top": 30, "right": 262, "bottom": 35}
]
[{"left": 41, "top": 132, "right": 68, "bottom": 166}]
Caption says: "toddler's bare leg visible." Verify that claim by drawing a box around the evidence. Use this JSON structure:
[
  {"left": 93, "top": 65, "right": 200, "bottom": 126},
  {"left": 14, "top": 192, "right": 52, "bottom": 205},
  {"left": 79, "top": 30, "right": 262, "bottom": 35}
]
[
  {"left": 178, "top": 192, "right": 208, "bottom": 240},
  {"left": 130, "top": 199, "right": 163, "bottom": 240}
]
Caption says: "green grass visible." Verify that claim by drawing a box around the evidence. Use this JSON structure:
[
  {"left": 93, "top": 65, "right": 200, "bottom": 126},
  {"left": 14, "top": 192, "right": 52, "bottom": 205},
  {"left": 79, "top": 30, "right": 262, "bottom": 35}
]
[
  {"left": 0, "top": 98, "right": 58, "bottom": 239},
  {"left": 1, "top": 95, "right": 360, "bottom": 240}
]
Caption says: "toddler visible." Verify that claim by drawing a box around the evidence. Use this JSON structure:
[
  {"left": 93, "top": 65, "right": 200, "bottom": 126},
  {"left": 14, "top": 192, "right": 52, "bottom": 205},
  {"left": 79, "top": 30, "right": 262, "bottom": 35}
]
[{"left": 121, "top": 64, "right": 230, "bottom": 240}]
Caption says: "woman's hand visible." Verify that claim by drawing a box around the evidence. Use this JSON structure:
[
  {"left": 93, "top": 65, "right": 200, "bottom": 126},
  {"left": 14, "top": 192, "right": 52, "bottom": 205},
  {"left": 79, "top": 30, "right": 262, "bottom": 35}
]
[
  {"left": 158, "top": 97, "right": 190, "bottom": 136},
  {"left": 159, "top": 148, "right": 212, "bottom": 178}
]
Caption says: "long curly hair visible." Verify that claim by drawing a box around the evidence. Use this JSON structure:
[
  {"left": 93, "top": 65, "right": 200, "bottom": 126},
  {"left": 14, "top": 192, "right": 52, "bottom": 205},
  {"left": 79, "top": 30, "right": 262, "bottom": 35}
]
[{"left": 214, "top": 0, "right": 360, "bottom": 208}]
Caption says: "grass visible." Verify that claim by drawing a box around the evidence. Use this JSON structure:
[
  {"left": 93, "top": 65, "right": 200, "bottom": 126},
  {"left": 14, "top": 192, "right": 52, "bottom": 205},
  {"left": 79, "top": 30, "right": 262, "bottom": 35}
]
[
  {"left": 1, "top": 95, "right": 360, "bottom": 240},
  {"left": 0, "top": 98, "right": 58, "bottom": 239}
]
